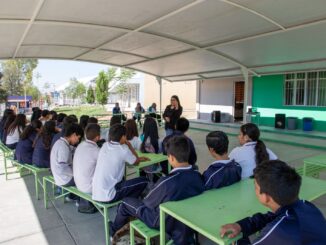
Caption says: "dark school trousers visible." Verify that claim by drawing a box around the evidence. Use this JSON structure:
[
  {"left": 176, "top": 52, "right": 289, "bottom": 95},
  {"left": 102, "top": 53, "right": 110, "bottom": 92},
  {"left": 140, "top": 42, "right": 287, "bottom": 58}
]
[
  {"left": 110, "top": 197, "right": 194, "bottom": 245},
  {"left": 109, "top": 176, "right": 149, "bottom": 203}
]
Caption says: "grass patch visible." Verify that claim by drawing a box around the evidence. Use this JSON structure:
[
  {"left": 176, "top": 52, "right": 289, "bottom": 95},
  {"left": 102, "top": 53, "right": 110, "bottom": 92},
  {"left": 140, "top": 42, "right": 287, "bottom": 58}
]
[{"left": 53, "top": 105, "right": 108, "bottom": 118}]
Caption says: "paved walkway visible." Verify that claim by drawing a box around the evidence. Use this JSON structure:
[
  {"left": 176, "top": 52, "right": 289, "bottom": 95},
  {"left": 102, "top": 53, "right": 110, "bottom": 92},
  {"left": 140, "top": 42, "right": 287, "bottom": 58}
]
[{"left": 0, "top": 125, "right": 325, "bottom": 245}]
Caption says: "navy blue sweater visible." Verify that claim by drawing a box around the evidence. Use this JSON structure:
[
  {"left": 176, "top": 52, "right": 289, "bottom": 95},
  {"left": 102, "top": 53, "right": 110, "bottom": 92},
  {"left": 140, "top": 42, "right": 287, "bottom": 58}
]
[
  {"left": 162, "top": 131, "right": 197, "bottom": 166},
  {"left": 15, "top": 132, "right": 37, "bottom": 164},
  {"left": 237, "top": 200, "right": 326, "bottom": 244},
  {"left": 139, "top": 166, "right": 205, "bottom": 244},
  {"left": 202, "top": 159, "right": 241, "bottom": 190}
]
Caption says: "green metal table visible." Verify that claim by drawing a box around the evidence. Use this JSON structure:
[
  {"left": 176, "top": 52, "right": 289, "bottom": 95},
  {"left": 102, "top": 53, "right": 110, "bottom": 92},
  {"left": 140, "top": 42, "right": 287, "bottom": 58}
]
[
  {"left": 303, "top": 154, "right": 326, "bottom": 177},
  {"left": 160, "top": 177, "right": 326, "bottom": 245},
  {"left": 126, "top": 151, "right": 169, "bottom": 177}
]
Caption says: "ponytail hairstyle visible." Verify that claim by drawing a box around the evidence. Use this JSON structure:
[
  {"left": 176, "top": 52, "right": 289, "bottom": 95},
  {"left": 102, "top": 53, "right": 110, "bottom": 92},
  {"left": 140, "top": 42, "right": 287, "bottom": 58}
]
[
  {"left": 240, "top": 123, "right": 269, "bottom": 165},
  {"left": 34, "top": 120, "right": 56, "bottom": 150},
  {"left": 7, "top": 114, "right": 26, "bottom": 135},
  {"left": 141, "top": 117, "right": 159, "bottom": 153},
  {"left": 20, "top": 120, "right": 42, "bottom": 140}
]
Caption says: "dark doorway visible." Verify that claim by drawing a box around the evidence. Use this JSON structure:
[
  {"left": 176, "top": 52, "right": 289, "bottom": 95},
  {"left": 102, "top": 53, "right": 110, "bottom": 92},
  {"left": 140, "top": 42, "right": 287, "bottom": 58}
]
[{"left": 234, "top": 81, "right": 244, "bottom": 121}]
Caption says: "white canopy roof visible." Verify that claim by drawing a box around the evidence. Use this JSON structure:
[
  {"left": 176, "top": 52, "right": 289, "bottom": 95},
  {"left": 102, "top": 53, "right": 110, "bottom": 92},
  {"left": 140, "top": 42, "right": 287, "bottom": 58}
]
[{"left": 2, "top": 0, "right": 326, "bottom": 81}]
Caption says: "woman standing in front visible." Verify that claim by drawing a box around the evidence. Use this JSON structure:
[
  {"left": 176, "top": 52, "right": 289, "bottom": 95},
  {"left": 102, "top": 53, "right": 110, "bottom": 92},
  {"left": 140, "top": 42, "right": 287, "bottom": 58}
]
[{"left": 163, "top": 95, "right": 183, "bottom": 136}]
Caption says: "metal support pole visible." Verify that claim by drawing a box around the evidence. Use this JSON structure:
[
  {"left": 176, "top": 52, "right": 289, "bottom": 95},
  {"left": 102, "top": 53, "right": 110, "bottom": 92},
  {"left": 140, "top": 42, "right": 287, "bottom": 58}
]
[
  {"left": 242, "top": 67, "right": 249, "bottom": 124},
  {"left": 156, "top": 76, "right": 162, "bottom": 116}
]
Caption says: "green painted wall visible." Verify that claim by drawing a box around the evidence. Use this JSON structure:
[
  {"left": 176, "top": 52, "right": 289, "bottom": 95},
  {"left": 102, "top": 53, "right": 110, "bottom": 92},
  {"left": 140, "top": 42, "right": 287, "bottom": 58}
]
[{"left": 252, "top": 75, "right": 326, "bottom": 131}]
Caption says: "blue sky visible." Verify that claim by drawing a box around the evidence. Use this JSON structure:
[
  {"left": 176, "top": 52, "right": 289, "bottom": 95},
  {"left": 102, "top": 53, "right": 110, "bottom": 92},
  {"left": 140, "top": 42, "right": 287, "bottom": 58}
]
[{"left": 33, "top": 59, "right": 110, "bottom": 91}]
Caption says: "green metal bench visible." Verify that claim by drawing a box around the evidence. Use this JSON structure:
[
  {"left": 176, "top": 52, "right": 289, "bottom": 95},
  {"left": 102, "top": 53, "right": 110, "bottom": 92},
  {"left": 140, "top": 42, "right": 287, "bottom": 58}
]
[
  {"left": 0, "top": 142, "right": 50, "bottom": 199},
  {"left": 130, "top": 220, "right": 173, "bottom": 245},
  {"left": 302, "top": 154, "right": 326, "bottom": 178},
  {"left": 0, "top": 142, "right": 17, "bottom": 180},
  {"left": 20, "top": 163, "right": 50, "bottom": 200},
  {"left": 43, "top": 175, "right": 120, "bottom": 245},
  {"left": 130, "top": 220, "right": 160, "bottom": 245},
  {"left": 296, "top": 165, "right": 326, "bottom": 178}
]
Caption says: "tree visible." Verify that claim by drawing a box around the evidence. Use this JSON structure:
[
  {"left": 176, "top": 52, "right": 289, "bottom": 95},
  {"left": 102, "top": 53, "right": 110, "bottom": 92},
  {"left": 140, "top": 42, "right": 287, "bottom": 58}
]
[
  {"left": 0, "top": 59, "right": 38, "bottom": 95},
  {"left": 115, "top": 68, "right": 136, "bottom": 106},
  {"left": 86, "top": 85, "right": 95, "bottom": 104},
  {"left": 65, "top": 77, "right": 86, "bottom": 103},
  {"left": 94, "top": 67, "right": 135, "bottom": 106},
  {"left": 95, "top": 71, "right": 110, "bottom": 106},
  {"left": 26, "top": 85, "right": 41, "bottom": 101},
  {"left": 0, "top": 71, "right": 7, "bottom": 103}
]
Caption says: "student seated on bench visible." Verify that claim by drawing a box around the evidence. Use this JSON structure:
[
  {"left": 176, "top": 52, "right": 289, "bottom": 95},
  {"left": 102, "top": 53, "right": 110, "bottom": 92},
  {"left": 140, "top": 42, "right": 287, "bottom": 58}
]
[
  {"left": 15, "top": 120, "right": 42, "bottom": 165},
  {"left": 50, "top": 124, "right": 83, "bottom": 188},
  {"left": 220, "top": 160, "right": 326, "bottom": 244},
  {"left": 73, "top": 123, "right": 101, "bottom": 213},
  {"left": 92, "top": 124, "right": 149, "bottom": 203},
  {"left": 33, "top": 121, "right": 57, "bottom": 168},
  {"left": 162, "top": 117, "right": 197, "bottom": 172},
  {"left": 109, "top": 135, "right": 205, "bottom": 245},
  {"left": 203, "top": 131, "right": 241, "bottom": 190},
  {"left": 229, "top": 123, "right": 277, "bottom": 179},
  {"left": 51, "top": 115, "right": 77, "bottom": 148}
]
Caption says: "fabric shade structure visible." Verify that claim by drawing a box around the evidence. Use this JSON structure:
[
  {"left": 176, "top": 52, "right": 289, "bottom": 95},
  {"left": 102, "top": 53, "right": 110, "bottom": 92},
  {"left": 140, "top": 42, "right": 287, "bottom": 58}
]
[{"left": 1, "top": 0, "right": 326, "bottom": 81}]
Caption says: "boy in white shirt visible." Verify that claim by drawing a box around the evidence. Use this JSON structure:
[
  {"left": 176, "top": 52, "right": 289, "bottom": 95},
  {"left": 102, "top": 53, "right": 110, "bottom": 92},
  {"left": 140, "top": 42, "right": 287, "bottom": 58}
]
[
  {"left": 92, "top": 124, "right": 149, "bottom": 203},
  {"left": 51, "top": 123, "right": 83, "bottom": 187},
  {"left": 73, "top": 123, "right": 101, "bottom": 213}
]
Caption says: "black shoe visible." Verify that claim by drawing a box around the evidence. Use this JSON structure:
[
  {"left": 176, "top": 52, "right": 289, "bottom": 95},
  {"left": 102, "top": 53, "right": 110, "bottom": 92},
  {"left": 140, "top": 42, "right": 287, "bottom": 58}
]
[{"left": 78, "top": 205, "right": 98, "bottom": 214}]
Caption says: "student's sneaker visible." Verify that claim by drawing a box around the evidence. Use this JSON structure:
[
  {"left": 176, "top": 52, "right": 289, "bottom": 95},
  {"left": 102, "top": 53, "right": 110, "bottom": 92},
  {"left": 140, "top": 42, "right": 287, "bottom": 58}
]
[
  {"left": 109, "top": 222, "right": 130, "bottom": 245},
  {"left": 78, "top": 205, "right": 98, "bottom": 214}
]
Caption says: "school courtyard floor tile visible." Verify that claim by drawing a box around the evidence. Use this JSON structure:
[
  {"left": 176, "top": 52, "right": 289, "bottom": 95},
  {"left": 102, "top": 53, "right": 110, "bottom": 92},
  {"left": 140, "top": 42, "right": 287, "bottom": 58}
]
[{"left": 0, "top": 122, "right": 325, "bottom": 245}]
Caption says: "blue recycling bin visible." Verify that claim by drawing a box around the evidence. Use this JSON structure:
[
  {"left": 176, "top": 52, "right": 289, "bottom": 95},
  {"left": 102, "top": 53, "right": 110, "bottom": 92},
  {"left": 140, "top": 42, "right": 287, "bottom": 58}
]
[{"left": 303, "top": 117, "right": 313, "bottom": 131}]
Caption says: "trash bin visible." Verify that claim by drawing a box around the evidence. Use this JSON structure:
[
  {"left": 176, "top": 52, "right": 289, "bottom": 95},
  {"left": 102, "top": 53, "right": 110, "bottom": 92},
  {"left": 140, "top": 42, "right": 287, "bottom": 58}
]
[
  {"left": 287, "top": 117, "right": 297, "bottom": 130},
  {"left": 303, "top": 117, "right": 313, "bottom": 131},
  {"left": 211, "top": 111, "right": 221, "bottom": 123}
]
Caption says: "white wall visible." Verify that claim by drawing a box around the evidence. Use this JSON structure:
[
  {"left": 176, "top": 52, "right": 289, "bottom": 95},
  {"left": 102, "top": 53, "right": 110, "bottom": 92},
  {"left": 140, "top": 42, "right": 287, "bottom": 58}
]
[{"left": 197, "top": 76, "right": 252, "bottom": 121}]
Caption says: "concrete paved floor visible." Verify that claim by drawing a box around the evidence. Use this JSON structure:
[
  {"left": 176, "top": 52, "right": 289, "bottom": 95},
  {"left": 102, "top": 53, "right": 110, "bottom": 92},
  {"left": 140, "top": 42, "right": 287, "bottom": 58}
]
[{"left": 0, "top": 125, "right": 325, "bottom": 245}]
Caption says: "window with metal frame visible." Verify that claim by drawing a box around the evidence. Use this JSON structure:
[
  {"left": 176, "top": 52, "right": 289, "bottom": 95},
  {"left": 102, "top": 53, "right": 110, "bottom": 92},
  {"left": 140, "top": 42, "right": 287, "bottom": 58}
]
[{"left": 284, "top": 71, "right": 326, "bottom": 107}]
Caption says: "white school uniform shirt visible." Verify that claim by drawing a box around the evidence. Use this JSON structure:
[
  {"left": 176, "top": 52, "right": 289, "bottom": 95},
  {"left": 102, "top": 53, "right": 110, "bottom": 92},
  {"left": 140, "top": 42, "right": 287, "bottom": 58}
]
[
  {"left": 229, "top": 141, "right": 277, "bottom": 179},
  {"left": 128, "top": 136, "right": 142, "bottom": 151},
  {"left": 50, "top": 137, "right": 74, "bottom": 186},
  {"left": 6, "top": 127, "right": 22, "bottom": 145},
  {"left": 73, "top": 139, "right": 100, "bottom": 193},
  {"left": 92, "top": 141, "right": 137, "bottom": 202}
]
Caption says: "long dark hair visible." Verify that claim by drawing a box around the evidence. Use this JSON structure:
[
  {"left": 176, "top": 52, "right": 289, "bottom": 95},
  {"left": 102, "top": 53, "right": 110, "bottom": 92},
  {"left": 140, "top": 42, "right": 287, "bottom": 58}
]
[
  {"left": 7, "top": 114, "right": 26, "bottom": 135},
  {"left": 20, "top": 120, "right": 42, "bottom": 140},
  {"left": 34, "top": 120, "right": 56, "bottom": 150},
  {"left": 79, "top": 115, "right": 90, "bottom": 130},
  {"left": 141, "top": 117, "right": 159, "bottom": 153},
  {"left": 125, "top": 119, "right": 139, "bottom": 140},
  {"left": 31, "top": 109, "right": 42, "bottom": 121},
  {"left": 240, "top": 123, "right": 269, "bottom": 165},
  {"left": 171, "top": 95, "right": 181, "bottom": 108},
  {"left": 0, "top": 109, "right": 14, "bottom": 126},
  {"left": 3, "top": 114, "right": 16, "bottom": 133}
]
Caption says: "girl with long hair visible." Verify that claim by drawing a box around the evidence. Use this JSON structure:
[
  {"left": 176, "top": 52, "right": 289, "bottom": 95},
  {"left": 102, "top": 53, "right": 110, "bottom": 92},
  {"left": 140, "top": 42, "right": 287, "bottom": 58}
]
[
  {"left": 163, "top": 95, "right": 183, "bottom": 136},
  {"left": 140, "top": 117, "right": 160, "bottom": 154},
  {"left": 32, "top": 120, "right": 56, "bottom": 168},
  {"left": 0, "top": 109, "right": 14, "bottom": 141},
  {"left": 15, "top": 120, "right": 42, "bottom": 164},
  {"left": 125, "top": 119, "right": 141, "bottom": 150},
  {"left": 133, "top": 102, "right": 145, "bottom": 127},
  {"left": 229, "top": 123, "right": 277, "bottom": 179},
  {"left": 6, "top": 114, "right": 27, "bottom": 149},
  {"left": 140, "top": 117, "right": 162, "bottom": 178},
  {"left": 1, "top": 114, "right": 16, "bottom": 143}
]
